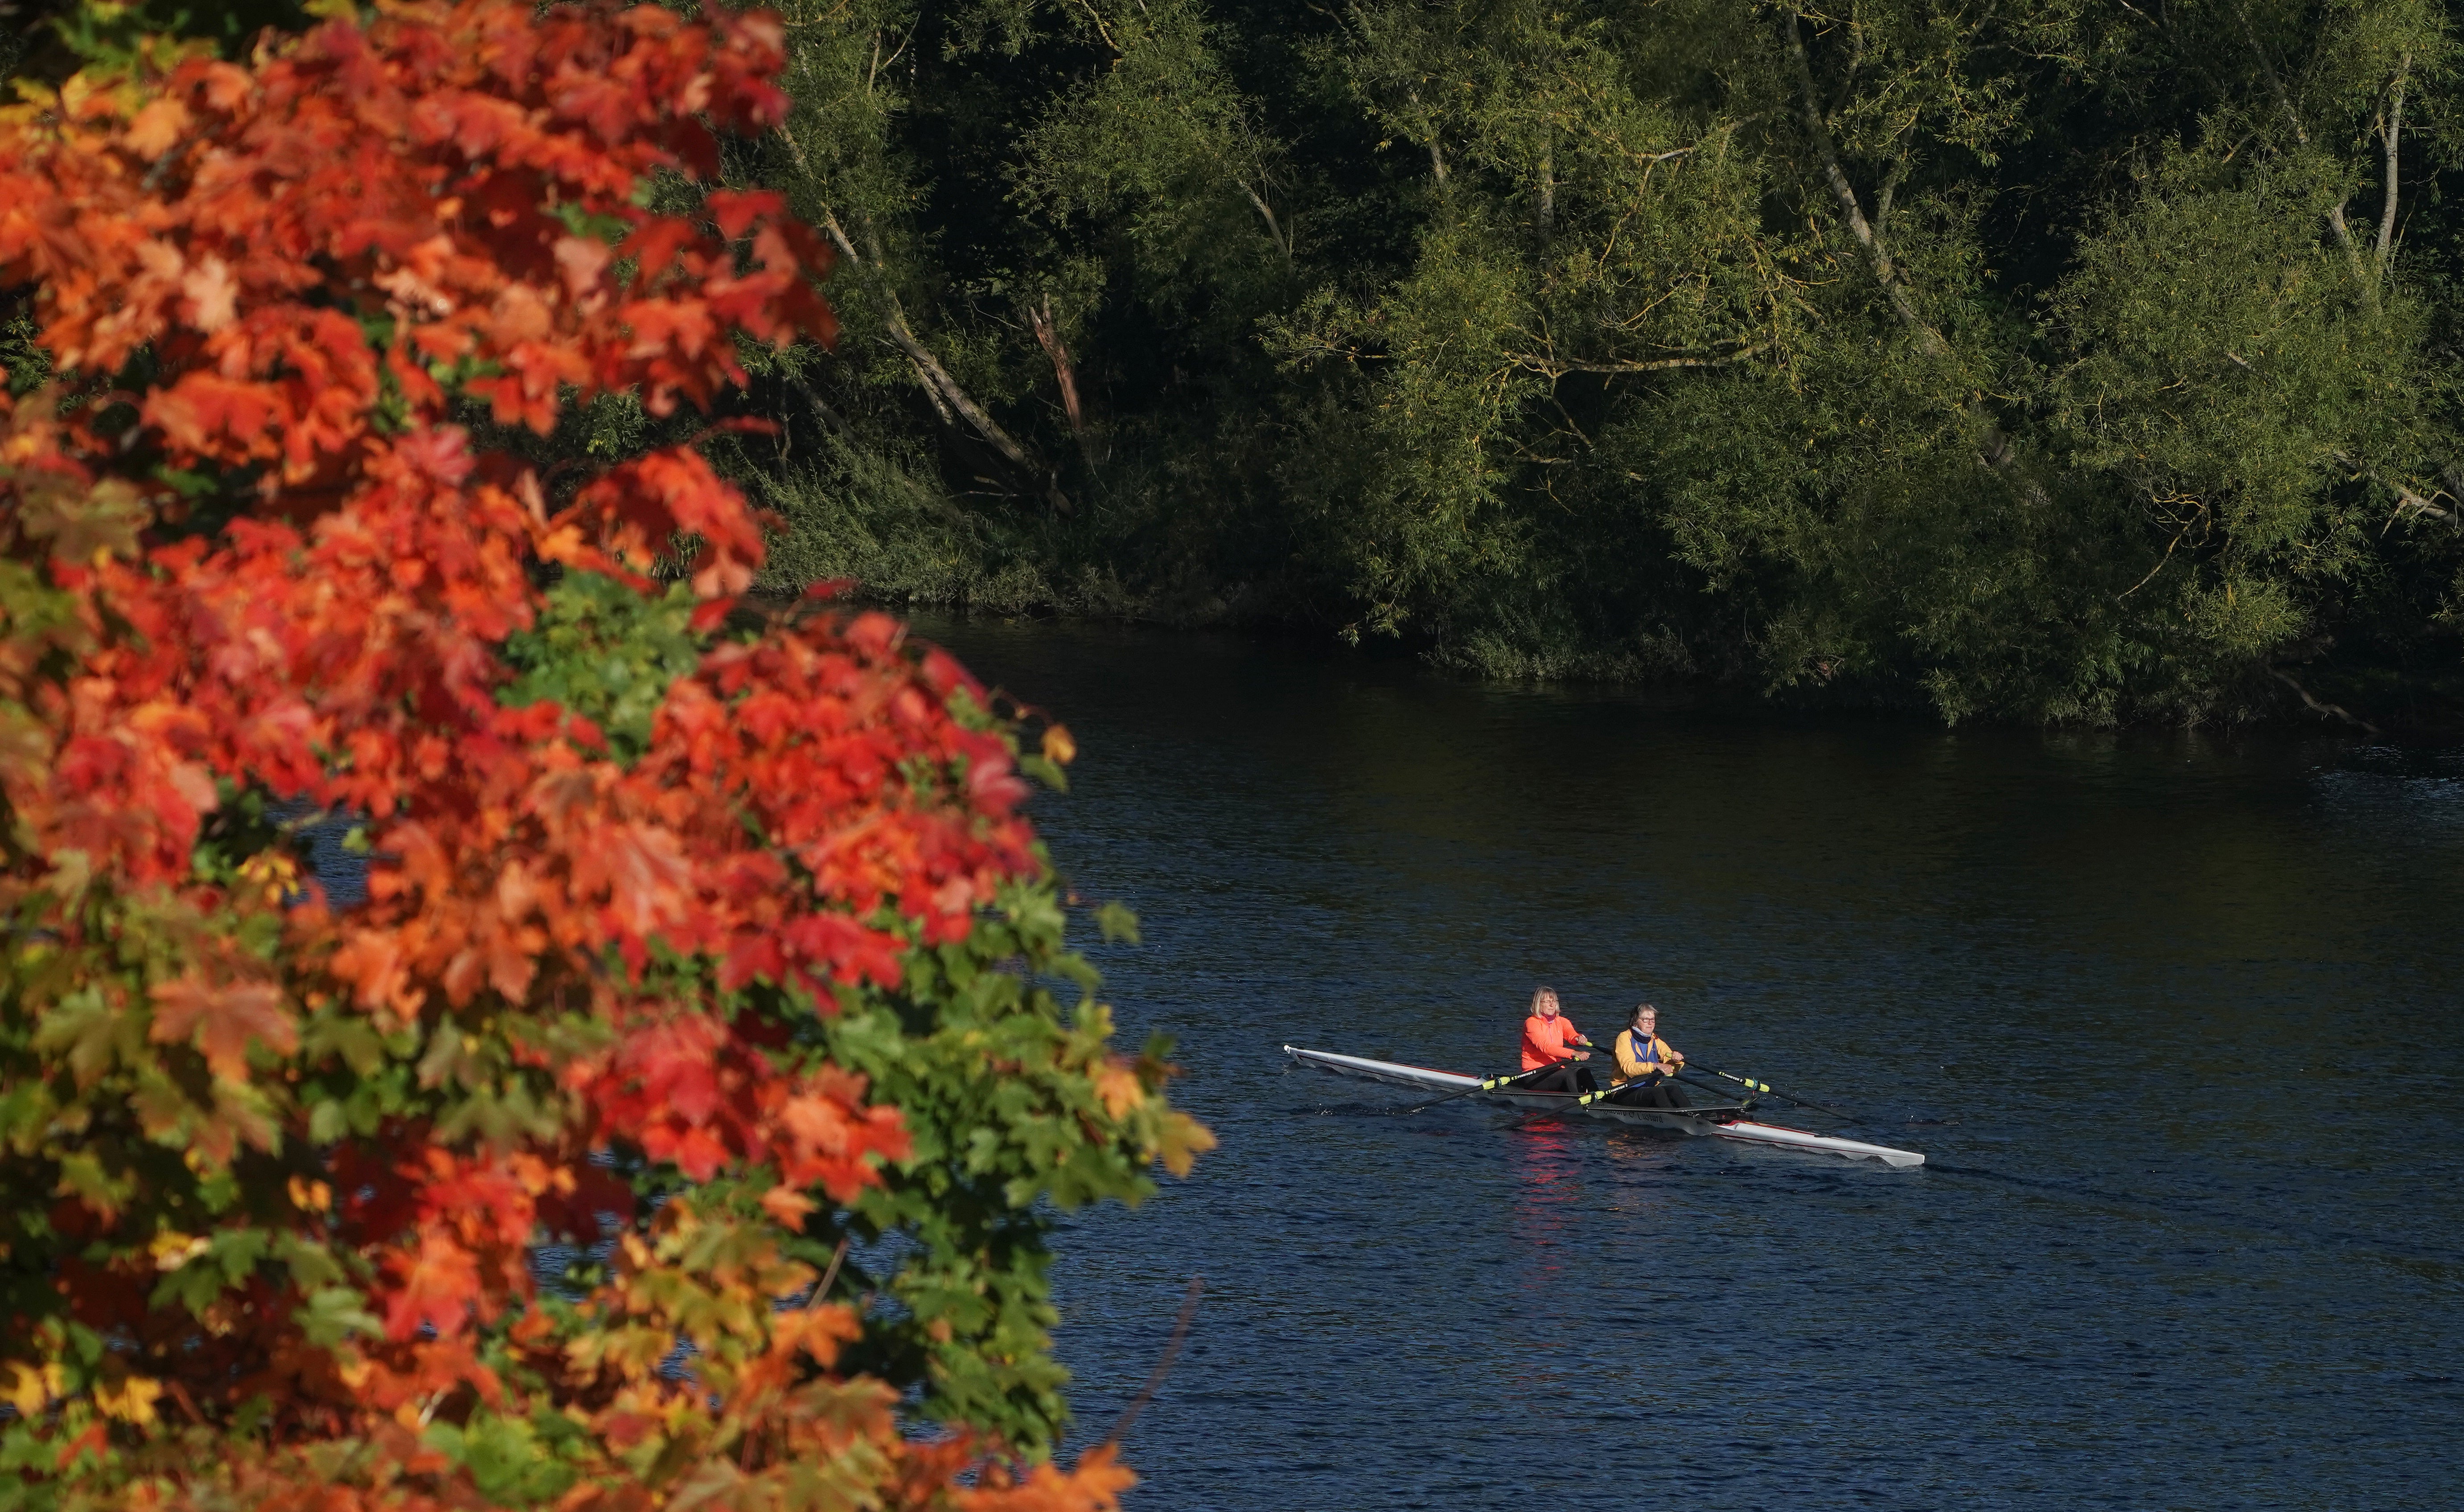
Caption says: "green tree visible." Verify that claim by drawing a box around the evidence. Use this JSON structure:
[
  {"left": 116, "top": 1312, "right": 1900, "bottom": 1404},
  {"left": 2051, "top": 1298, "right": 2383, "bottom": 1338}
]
[{"left": 720, "top": 0, "right": 2464, "bottom": 725}]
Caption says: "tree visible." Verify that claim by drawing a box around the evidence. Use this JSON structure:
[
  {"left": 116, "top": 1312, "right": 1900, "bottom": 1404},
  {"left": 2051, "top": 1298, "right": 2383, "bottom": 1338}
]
[
  {"left": 722, "top": 0, "right": 2464, "bottom": 725},
  {"left": 0, "top": 3, "right": 1205, "bottom": 1506}
]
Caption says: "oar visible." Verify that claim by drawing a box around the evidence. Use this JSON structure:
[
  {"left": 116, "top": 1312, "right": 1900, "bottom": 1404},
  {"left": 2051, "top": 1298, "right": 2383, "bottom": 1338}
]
[
  {"left": 1571, "top": 1071, "right": 1741, "bottom": 1110},
  {"left": 1674, "top": 1070, "right": 1750, "bottom": 1106},
  {"left": 1688, "top": 1061, "right": 1858, "bottom": 1122},
  {"left": 1389, "top": 1061, "right": 1567, "bottom": 1115}
]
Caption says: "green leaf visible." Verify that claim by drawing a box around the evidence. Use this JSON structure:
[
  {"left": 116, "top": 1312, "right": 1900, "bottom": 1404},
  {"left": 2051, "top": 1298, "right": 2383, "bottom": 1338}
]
[
  {"left": 295, "top": 1286, "right": 381, "bottom": 1348},
  {"left": 498, "top": 573, "right": 704, "bottom": 763}
]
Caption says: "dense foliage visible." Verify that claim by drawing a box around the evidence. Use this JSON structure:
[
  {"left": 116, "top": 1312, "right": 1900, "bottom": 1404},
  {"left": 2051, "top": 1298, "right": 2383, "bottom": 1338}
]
[
  {"left": 0, "top": 3, "right": 1203, "bottom": 1507},
  {"left": 717, "top": 0, "right": 2464, "bottom": 724}
]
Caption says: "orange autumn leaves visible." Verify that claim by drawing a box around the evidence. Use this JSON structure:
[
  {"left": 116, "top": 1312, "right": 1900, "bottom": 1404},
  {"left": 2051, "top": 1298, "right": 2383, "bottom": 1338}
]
[{"left": 0, "top": 4, "right": 1166, "bottom": 1509}]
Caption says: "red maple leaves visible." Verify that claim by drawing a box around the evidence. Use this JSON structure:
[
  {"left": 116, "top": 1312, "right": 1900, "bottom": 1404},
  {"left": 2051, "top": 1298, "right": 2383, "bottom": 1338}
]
[{"left": 0, "top": 4, "right": 1135, "bottom": 1508}]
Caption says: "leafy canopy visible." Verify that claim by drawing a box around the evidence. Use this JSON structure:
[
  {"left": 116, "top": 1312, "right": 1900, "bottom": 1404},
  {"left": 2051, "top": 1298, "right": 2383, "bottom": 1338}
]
[{"left": 738, "top": 0, "right": 2464, "bottom": 722}]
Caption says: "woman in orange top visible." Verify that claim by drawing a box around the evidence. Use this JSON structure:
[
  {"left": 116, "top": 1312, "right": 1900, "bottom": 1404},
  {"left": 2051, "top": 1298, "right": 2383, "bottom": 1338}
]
[{"left": 1518, "top": 986, "right": 1596, "bottom": 1094}]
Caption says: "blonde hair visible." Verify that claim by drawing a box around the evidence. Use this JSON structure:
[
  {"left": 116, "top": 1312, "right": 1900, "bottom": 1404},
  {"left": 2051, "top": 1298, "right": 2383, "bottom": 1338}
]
[{"left": 1529, "top": 986, "right": 1559, "bottom": 1015}]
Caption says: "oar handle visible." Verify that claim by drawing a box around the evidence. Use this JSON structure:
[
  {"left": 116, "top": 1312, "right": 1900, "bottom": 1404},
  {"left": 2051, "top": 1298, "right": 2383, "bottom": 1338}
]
[{"left": 1574, "top": 1070, "right": 1742, "bottom": 1108}]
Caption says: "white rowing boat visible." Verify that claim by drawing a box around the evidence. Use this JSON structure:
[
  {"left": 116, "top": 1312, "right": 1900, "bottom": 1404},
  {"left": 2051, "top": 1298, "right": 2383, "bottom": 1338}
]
[{"left": 1283, "top": 1045, "right": 1926, "bottom": 1168}]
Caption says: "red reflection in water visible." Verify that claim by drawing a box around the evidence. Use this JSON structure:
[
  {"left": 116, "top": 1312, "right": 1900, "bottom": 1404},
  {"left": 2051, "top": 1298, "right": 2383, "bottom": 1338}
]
[
  {"left": 1500, "top": 1117, "right": 1592, "bottom": 1391},
  {"left": 1508, "top": 1116, "right": 1584, "bottom": 1266}
]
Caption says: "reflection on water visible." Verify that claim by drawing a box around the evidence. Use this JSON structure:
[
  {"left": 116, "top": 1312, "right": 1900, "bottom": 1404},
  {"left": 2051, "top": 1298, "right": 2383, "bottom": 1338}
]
[{"left": 923, "top": 616, "right": 2464, "bottom": 1510}]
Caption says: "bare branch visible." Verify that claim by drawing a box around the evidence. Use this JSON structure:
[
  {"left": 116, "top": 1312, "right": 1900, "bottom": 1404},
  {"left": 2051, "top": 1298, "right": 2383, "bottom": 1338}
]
[
  {"left": 1068, "top": 0, "right": 1125, "bottom": 56},
  {"left": 1510, "top": 345, "right": 1766, "bottom": 377},
  {"left": 867, "top": 28, "right": 913, "bottom": 95},
  {"left": 1828, "top": 19, "right": 1865, "bottom": 120},
  {"left": 1238, "top": 180, "right": 1294, "bottom": 262},
  {"left": 817, "top": 208, "right": 1072, "bottom": 515},
  {"left": 2232, "top": 2, "right": 2365, "bottom": 279},
  {"left": 2330, "top": 449, "right": 2455, "bottom": 528},
  {"left": 2268, "top": 665, "right": 2378, "bottom": 734},
  {"left": 815, "top": 205, "right": 860, "bottom": 266},
  {"left": 788, "top": 374, "right": 857, "bottom": 444},
  {"left": 2375, "top": 52, "right": 2409, "bottom": 284},
  {"left": 1030, "top": 297, "right": 1101, "bottom": 473},
  {"left": 2116, "top": 515, "right": 2193, "bottom": 599},
  {"left": 1873, "top": 150, "right": 1907, "bottom": 240},
  {"left": 1780, "top": 8, "right": 1948, "bottom": 356}
]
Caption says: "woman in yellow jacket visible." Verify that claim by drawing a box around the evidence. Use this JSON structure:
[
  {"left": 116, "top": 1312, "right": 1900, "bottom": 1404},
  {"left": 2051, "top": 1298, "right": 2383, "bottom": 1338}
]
[{"left": 1608, "top": 1003, "right": 1688, "bottom": 1109}]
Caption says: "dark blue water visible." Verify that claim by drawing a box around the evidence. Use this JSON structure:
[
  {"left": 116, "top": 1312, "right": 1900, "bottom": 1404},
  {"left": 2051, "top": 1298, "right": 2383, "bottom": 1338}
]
[{"left": 916, "top": 615, "right": 2464, "bottom": 1512}]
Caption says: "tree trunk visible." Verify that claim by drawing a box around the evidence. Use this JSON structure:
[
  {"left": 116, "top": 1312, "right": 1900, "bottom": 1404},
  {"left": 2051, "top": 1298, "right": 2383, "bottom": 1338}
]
[
  {"left": 817, "top": 207, "right": 1072, "bottom": 516},
  {"left": 2374, "top": 53, "right": 2409, "bottom": 286},
  {"left": 1030, "top": 298, "right": 1101, "bottom": 473},
  {"left": 1780, "top": 9, "right": 2047, "bottom": 509}
]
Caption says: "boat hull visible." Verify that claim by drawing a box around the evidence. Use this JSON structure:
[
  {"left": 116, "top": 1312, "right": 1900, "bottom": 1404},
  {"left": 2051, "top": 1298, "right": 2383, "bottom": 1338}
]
[{"left": 1283, "top": 1045, "right": 1924, "bottom": 1168}]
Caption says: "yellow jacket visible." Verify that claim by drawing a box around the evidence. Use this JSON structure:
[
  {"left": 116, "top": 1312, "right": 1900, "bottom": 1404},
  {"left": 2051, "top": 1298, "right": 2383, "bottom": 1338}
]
[{"left": 1612, "top": 1029, "right": 1680, "bottom": 1087}]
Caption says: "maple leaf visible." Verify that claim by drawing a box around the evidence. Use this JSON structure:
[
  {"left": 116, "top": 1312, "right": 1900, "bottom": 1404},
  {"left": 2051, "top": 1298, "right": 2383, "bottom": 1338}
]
[
  {"left": 14, "top": 472, "right": 150, "bottom": 562},
  {"left": 149, "top": 974, "right": 296, "bottom": 1080},
  {"left": 1091, "top": 1058, "right": 1145, "bottom": 1122},
  {"left": 179, "top": 254, "right": 238, "bottom": 334},
  {"left": 381, "top": 1231, "right": 481, "bottom": 1341},
  {"left": 122, "top": 98, "right": 191, "bottom": 159}
]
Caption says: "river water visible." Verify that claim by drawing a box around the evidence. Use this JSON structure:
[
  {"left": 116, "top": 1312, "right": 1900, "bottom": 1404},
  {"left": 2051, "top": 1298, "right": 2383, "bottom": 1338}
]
[{"left": 915, "top": 615, "right": 2464, "bottom": 1512}]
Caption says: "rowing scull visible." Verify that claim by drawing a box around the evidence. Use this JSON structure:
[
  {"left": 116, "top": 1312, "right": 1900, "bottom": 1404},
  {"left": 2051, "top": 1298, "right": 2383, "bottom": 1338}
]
[{"left": 1284, "top": 1046, "right": 1924, "bottom": 1168}]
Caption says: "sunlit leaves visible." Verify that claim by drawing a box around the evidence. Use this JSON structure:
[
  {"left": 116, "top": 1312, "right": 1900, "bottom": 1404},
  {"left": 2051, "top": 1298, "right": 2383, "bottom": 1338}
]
[{"left": 0, "top": 2, "right": 1183, "bottom": 1509}]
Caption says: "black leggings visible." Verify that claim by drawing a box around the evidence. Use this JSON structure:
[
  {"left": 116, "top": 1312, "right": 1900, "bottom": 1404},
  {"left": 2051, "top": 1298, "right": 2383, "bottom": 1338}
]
[
  {"left": 1524, "top": 1062, "right": 1597, "bottom": 1095},
  {"left": 1609, "top": 1075, "right": 1688, "bottom": 1110}
]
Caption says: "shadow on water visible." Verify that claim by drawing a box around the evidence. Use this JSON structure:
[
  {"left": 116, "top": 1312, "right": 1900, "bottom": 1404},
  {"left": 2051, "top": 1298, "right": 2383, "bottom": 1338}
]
[{"left": 920, "top": 616, "right": 2463, "bottom": 1509}]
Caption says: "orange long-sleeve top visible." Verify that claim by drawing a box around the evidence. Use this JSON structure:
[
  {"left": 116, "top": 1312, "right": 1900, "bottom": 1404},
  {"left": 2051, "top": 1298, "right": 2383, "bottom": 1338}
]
[{"left": 1520, "top": 1013, "right": 1586, "bottom": 1071}]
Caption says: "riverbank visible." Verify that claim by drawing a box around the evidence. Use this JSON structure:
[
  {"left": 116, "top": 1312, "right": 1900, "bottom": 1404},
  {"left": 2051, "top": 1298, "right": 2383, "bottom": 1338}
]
[{"left": 842, "top": 590, "right": 2464, "bottom": 735}]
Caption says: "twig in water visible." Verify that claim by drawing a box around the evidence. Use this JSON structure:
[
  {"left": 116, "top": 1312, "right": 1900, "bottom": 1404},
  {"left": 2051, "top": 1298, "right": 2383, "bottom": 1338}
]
[{"left": 1099, "top": 1275, "right": 1204, "bottom": 1448}]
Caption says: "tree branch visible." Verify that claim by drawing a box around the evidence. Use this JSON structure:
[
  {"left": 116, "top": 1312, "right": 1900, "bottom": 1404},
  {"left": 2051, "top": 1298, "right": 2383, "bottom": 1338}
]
[
  {"left": 788, "top": 374, "right": 857, "bottom": 444},
  {"left": 2334, "top": 450, "right": 2454, "bottom": 526},
  {"left": 1778, "top": 12, "right": 2044, "bottom": 508},
  {"left": 1509, "top": 345, "right": 1766, "bottom": 377},
  {"left": 1067, "top": 0, "right": 1125, "bottom": 57},
  {"left": 1238, "top": 180, "right": 1293, "bottom": 262},
  {"left": 1873, "top": 149, "right": 1908, "bottom": 240},
  {"left": 2233, "top": 2, "right": 2365, "bottom": 280},
  {"left": 1030, "top": 297, "right": 1101, "bottom": 473},
  {"left": 817, "top": 208, "right": 1072, "bottom": 515},
  {"left": 2375, "top": 52, "right": 2409, "bottom": 284},
  {"left": 2268, "top": 665, "right": 2378, "bottom": 735},
  {"left": 1780, "top": 8, "right": 1947, "bottom": 356},
  {"left": 1406, "top": 89, "right": 1448, "bottom": 185}
]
